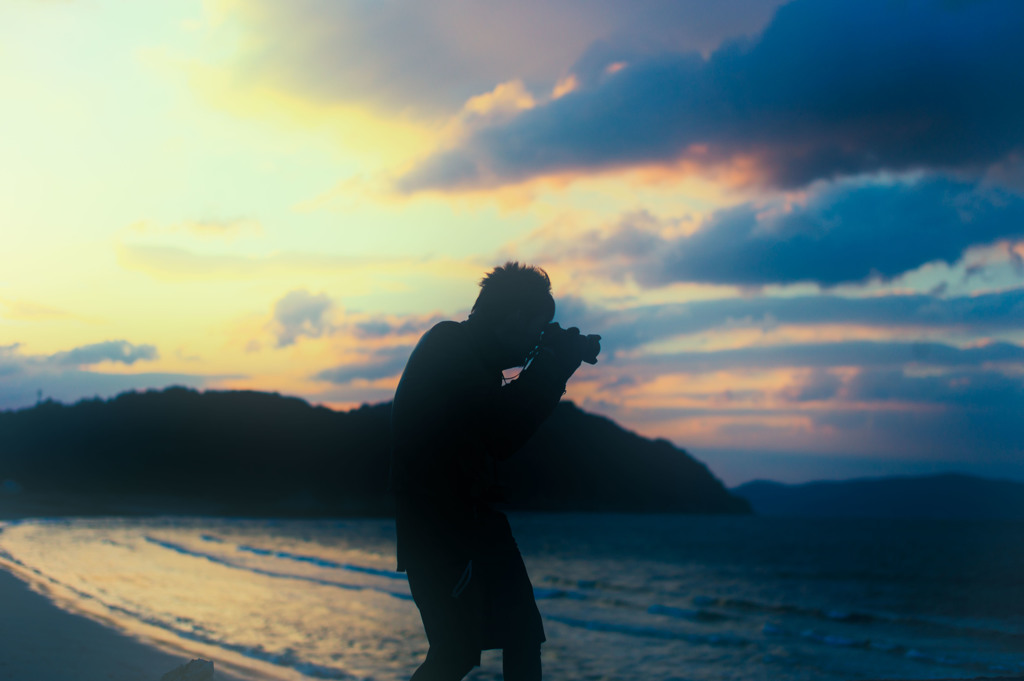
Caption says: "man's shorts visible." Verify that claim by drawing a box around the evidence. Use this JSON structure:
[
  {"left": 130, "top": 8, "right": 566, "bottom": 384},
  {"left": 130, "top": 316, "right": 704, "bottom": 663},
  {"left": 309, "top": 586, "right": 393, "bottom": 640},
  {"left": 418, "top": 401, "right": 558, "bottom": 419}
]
[{"left": 404, "top": 508, "right": 546, "bottom": 667}]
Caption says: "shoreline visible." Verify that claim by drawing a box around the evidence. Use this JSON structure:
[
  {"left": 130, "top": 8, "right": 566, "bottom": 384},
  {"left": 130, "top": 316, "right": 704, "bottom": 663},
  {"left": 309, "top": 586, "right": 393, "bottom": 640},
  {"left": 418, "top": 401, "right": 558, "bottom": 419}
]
[
  {"left": 0, "top": 565, "right": 265, "bottom": 681},
  {"left": 3, "top": 517, "right": 1021, "bottom": 681}
]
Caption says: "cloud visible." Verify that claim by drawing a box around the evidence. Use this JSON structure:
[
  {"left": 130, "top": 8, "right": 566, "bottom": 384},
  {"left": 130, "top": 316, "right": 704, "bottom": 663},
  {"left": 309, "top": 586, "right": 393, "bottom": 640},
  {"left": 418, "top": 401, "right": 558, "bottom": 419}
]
[
  {"left": 809, "top": 370, "right": 1024, "bottom": 462},
  {"left": 272, "top": 290, "right": 333, "bottom": 347},
  {"left": 352, "top": 313, "right": 444, "bottom": 340},
  {"left": 2, "top": 341, "right": 157, "bottom": 372},
  {"left": 0, "top": 343, "right": 222, "bottom": 412},
  {"left": 50, "top": 340, "right": 158, "bottom": 366},
  {"left": 400, "top": 0, "right": 1024, "bottom": 191},
  {"left": 563, "top": 331, "right": 1024, "bottom": 475},
  {"left": 217, "top": 0, "right": 783, "bottom": 116},
  {"left": 0, "top": 344, "right": 26, "bottom": 378},
  {"left": 631, "top": 340, "right": 1024, "bottom": 374},
  {"left": 0, "top": 373, "right": 216, "bottom": 413},
  {"left": 584, "top": 361, "right": 1024, "bottom": 478},
  {"left": 558, "top": 285, "right": 1024, "bottom": 356},
  {"left": 544, "top": 177, "right": 1024, "bottom": 287},
  {"left": 779, "top": 369, "right": 843, "bottom": 402},
  {"left": 315, "top": 345, "right": 412, "bottom": 385},
  {"left": 775, "top": 363, "right": 1024, "bottom": 411},
  {"left": 308, "top": 313, "right": 442, "bottom": 385},
  {"left": 844, "top": 367, "right": 1024, "bottom": 407}
]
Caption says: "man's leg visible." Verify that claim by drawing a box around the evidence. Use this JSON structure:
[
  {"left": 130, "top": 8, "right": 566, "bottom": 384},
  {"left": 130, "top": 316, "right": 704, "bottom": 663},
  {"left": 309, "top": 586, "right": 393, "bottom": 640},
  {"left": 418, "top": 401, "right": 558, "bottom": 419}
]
[
  {"left": 410, "top": 649, "right": 476, "bottom": 681},
  {"left": 406, "top": 559, "right": 482, "bottom": 681},
  {"left": 478, "top": 510, "right": 544, "bottom": 681},
  {"left": 502, "top": 644, "right": 542, "bottom": 681}
]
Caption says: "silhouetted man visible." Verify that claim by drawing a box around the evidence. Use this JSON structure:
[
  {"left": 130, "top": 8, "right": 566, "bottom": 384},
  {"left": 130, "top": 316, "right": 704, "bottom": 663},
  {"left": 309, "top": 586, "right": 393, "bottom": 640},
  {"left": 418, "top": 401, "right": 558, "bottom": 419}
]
[{"left": 391, "top": 262, "right": 598, "bottom": 681}]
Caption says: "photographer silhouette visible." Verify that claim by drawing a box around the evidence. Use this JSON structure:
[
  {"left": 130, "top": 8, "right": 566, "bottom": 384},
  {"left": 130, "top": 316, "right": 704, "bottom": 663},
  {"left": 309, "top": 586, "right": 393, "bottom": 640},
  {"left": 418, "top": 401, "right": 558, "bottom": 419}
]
[{"left": 391, "top": 262, "right": 599, "bottom": 681}]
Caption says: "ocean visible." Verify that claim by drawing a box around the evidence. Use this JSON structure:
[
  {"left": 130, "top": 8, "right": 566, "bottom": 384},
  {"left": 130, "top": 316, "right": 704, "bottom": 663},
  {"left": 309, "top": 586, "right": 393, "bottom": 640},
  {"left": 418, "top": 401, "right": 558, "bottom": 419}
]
[{"left": 0, "top": 513, "right": 1021, "bottom": 681}]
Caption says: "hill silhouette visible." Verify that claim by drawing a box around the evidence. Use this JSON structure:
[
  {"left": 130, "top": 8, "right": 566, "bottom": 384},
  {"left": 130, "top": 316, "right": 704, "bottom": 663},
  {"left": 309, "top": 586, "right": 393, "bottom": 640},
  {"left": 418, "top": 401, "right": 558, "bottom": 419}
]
[
  {"left": 0, "top": 387, "right": 749, "bottom": 518},
  {"left": 732, "top": 474, "right": 1024, "bottom": 519}
]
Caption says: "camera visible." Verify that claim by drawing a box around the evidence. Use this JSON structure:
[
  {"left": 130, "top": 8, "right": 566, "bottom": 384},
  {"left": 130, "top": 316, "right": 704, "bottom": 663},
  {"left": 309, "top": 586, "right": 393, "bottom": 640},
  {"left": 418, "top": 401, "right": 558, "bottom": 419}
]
[{"left": 539, "top": 322, "right": 601, "bottom": 365}]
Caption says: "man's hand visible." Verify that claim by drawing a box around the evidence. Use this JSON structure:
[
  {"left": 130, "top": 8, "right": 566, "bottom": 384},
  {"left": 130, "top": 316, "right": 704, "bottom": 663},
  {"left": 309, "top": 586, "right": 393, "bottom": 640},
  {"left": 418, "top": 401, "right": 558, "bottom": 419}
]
[{"left": 539, "top": 323, "right": 601, "bottom": 378}]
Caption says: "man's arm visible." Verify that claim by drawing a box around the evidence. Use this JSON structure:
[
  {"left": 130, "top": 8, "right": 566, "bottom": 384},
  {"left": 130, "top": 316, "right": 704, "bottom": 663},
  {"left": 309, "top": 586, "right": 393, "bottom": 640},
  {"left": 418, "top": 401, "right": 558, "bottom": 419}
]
[
  {"left": 396, "top": 321, "right": 584, "bottom": 463},
  {"left": 462, "top": 344, "right": 582, "bottom": 461}
]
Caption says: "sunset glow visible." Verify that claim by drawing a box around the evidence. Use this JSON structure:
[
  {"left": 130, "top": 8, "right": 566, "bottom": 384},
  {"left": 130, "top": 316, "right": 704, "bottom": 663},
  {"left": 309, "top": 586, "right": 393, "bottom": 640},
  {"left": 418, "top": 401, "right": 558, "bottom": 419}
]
[{"left": 4, "top": 0, "right": 1024, "bottom": 484}]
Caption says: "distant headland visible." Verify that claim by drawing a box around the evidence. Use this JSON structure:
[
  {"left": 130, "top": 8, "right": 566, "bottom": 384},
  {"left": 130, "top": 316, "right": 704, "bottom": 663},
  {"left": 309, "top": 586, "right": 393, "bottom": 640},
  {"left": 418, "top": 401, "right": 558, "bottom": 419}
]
[
  {"left": 732, "top": 474, "right": 1024, "bottom": 520},
  {"left": 0, "top": 387, "right": 750, "bottom": 518}
]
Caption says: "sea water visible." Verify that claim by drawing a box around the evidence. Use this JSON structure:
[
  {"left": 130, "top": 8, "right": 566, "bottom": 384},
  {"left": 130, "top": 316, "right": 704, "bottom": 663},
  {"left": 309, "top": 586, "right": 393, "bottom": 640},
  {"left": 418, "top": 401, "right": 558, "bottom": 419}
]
[{"left": 0, "top": 514, "right": 1022, "bottom": 681}]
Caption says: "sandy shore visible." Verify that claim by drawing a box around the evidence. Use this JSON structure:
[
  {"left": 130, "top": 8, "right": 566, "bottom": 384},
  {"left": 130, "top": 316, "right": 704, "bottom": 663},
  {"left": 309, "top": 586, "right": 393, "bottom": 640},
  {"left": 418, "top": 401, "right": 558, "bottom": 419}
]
[
  {"left": 0, "top": 567, "right": 255, "bottom": 681},
  {"left": 3, "top": 562, "right": 1019, "bottom": 681}
]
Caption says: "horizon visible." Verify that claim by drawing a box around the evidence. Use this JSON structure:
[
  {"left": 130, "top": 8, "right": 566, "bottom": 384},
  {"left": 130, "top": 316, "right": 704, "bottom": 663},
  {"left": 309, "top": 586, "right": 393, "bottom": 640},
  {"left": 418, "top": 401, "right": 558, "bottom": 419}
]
[
  {"left": 3, "top": 0, "right": 1024, "bottom": 485},
  {"left": 5, "top": 384, "right": 1023, "bottom": 489}
]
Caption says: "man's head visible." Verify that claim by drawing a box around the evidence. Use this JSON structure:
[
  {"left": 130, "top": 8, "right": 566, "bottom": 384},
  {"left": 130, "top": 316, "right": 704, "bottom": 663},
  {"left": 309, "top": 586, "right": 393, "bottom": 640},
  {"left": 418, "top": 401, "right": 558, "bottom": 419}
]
[{"left": 470, "top": 262, "right": 555, "bottom": 368}]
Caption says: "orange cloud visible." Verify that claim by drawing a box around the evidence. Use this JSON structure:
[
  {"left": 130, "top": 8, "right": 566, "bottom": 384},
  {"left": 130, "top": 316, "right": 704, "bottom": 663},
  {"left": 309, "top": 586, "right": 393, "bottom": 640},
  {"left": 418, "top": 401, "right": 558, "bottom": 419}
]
[{"left": 551, "top": 74, "right": 579, "bottom": 99}]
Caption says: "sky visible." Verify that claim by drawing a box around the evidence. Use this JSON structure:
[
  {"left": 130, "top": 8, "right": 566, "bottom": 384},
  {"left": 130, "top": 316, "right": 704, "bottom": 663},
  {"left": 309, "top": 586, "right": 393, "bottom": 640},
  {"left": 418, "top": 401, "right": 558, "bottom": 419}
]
[{"left": 2, "top": 0, "right": 1023, "bottom": 486}]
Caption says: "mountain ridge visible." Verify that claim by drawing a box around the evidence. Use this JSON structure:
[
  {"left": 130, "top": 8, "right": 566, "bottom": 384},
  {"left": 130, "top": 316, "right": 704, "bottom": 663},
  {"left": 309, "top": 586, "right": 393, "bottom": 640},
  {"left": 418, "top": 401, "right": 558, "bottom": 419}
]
[
  {"left": 0, "top": 387, "right": 750, "bottom": 518},
  {"left": 732, "top": 473, "right": 1024, "bottom": 519}
]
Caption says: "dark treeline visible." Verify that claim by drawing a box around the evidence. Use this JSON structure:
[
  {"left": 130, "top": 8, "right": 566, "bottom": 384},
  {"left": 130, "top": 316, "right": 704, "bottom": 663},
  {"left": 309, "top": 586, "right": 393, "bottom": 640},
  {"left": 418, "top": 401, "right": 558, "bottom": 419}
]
[{"left": 0, "top": 387, "right": 750, "bottom": 518}]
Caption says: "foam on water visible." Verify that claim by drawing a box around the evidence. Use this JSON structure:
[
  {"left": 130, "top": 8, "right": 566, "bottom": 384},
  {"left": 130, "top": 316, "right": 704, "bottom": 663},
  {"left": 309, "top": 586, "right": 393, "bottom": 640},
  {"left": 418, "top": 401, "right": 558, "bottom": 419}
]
[
  {"left": 231, "top": 542, "right": 406, "bottom": 580},
  {"left": 143, "top": 536, "right": 413, "bottom": 601}
]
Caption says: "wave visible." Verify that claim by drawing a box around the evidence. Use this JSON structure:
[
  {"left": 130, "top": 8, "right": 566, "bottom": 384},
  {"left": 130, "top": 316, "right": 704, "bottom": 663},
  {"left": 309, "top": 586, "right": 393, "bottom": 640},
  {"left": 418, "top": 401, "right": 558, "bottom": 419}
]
[
  {"left": 0, "top": 545, "right": 358, "bottom": 679},
  {"left": 198, "top": 536, "right": 736, "bottom": 627},
  {"left": 763, "top": 622, "right": 1024, "bottom": 675},
  {"left": 5, "top": 517, "right": 1023, "bottom": 681},
  {"left": 197, "top": 533, "right": 405, "bottom": 579},
  {"left": 544, "top": 613, "right": 750, "bottom": 646},
  {"left": 144, "top": 537, "right": 412, "bottom": 601},
  {"left": 717, "top": 595, "right": 1024, "bottom": 644},
  {"left": 233, "top": 543, "right": 405, "bottom": 580},
  {"left": 539, "top": 572, "right": 1024, "bottom": 645},
  {"left": 178, "top": 533, "right": 1024, "bottom": 655},
  {"left": 647, "top": 604, "right": 731, "bottom": 623}
]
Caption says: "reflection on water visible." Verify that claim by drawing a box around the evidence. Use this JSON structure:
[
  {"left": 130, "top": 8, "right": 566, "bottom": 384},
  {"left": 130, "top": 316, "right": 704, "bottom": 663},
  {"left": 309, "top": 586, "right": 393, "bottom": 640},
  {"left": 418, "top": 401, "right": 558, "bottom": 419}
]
[{"left": 0, "top": 515, "right": 1022, "bottom": 681}]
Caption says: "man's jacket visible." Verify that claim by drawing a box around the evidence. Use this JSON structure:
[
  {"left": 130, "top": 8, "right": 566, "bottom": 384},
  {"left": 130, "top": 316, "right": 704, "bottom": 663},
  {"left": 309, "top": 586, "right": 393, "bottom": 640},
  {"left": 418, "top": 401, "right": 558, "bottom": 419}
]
[{"left": 390, "top": 320, "right": 567, "bottom": 571}]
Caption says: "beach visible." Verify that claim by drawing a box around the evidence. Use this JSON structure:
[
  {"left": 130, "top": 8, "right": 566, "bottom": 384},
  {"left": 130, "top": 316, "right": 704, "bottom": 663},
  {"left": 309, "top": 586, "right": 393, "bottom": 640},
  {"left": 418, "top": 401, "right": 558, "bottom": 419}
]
[
  {"left": 1, "top": 515, "right": 1022, "bottom": 681},
  {"left": 0, "top": 568, "right": 254, "bottom": 681},
  {"left": 3, "top": 561, "right": 1024, "bottom": 681}
]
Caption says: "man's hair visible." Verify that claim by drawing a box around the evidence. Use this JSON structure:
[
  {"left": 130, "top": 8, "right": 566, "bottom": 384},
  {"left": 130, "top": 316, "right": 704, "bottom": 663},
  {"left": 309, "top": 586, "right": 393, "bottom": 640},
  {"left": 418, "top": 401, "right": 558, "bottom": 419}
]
[{"left": 470, "top": 261, "right": 555, "bottom": 324}]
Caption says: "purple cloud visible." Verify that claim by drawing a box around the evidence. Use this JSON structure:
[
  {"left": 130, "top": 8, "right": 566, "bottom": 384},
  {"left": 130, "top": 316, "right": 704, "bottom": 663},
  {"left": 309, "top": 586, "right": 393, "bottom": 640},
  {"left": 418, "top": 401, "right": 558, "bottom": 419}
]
[
  {"left": 227, "top": 0, "right": 783, "bottom": 115},
  {"left": 315, "top": 345, "right": 412, "bottom": 384},
  {"left": 272, "top": 290, "right": 333, "bottom": 347},
  {"left": 401, "top": 0, "right": 1024, "bottom": 191},
  {"left": 50, "top": 340, "right": 158, "bottom": 367},
  {"left": 544, "top": 177, "right": 1024, "bottom": 288}
]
